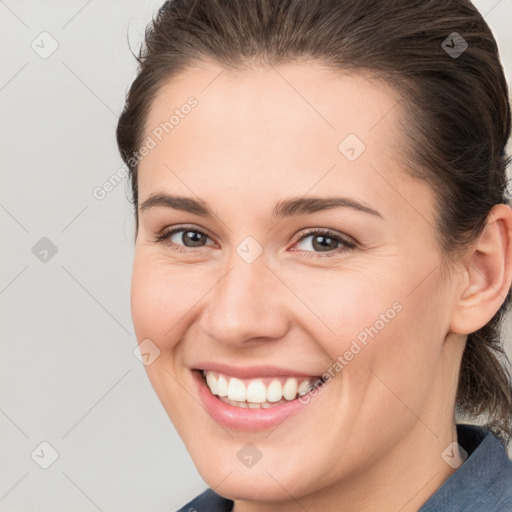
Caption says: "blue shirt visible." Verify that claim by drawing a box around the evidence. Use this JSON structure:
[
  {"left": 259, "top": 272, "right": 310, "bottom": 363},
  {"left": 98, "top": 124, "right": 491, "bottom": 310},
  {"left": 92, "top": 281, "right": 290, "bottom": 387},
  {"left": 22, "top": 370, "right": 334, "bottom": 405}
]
[{"left": 176, "top": 424, "right": 512, "bottom": 511}]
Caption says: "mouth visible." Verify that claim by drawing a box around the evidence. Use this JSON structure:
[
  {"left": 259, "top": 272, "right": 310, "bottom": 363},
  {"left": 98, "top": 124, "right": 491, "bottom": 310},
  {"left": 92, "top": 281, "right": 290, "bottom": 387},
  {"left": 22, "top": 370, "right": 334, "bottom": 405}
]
[
  {"left": 191, "top": 364, "right": 329, "bottom": 430},
  {"left": 198, "top": 369, "right": 326, "bottom": 409}
]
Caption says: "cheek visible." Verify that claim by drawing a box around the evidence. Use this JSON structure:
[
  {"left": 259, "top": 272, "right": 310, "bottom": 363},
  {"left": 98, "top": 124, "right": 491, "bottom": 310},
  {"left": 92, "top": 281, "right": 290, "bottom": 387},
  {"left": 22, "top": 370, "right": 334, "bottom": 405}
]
[
  {"left": 130, "top": 254, "right": 206, "bottom": 428},
  {"left": 331, "top": 268, "right": 448, "bottom": 434},
  {"left": 280, "top": 264, "right": 402, "bottom": 358},
  {"left": 130, "top": 253, "right": 211, "bottom": 347},
  {"left": 287, "top": 261, "right": 446, "bottom": 400}
]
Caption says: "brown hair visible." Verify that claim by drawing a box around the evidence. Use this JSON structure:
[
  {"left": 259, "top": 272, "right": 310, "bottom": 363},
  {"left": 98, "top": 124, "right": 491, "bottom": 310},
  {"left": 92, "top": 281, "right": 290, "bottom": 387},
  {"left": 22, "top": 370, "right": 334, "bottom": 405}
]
[{"left": 116, "top": 0, "right": 512, "bottom": 444}]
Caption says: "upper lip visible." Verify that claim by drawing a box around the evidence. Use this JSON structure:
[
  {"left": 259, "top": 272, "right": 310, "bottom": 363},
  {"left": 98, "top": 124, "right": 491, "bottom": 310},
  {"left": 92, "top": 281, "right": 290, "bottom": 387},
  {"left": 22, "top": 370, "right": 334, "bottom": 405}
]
[{"left": 194, "top": 362, "right": 322, "bottom": 379}]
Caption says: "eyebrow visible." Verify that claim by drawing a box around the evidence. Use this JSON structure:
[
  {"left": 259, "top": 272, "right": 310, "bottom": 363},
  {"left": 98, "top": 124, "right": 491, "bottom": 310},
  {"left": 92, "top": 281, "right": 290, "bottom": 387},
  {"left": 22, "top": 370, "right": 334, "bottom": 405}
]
[{"left": 139, "top": 193, "right": 383, "bottom": 220}]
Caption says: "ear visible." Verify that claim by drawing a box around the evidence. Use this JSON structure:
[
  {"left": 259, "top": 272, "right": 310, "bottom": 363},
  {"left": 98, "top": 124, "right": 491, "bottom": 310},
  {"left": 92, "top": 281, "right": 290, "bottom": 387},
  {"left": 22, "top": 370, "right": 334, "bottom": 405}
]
[{"left": 449, "top": 203, "right": 512, "bottom": 335}]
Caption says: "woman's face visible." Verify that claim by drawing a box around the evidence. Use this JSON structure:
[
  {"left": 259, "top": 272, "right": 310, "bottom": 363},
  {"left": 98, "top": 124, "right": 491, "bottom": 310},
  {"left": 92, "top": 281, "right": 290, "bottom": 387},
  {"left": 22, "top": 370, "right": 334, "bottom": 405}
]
[{"left": 131, "top": 62, "right": 464, "bottom": 505}]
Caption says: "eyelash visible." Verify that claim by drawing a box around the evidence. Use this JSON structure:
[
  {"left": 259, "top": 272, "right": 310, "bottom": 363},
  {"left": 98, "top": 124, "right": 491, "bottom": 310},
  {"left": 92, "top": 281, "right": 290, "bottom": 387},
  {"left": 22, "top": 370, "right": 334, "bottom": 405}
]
[{"left": 153, "top": 225, "right": 357, "bottom": 258}]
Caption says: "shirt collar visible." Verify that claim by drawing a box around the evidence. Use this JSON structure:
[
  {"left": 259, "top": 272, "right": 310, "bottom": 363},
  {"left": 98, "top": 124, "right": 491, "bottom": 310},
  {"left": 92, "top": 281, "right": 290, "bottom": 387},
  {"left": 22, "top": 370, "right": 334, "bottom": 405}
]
[{"left": 419, "top": 423, "right": 512, "bottom": 511}]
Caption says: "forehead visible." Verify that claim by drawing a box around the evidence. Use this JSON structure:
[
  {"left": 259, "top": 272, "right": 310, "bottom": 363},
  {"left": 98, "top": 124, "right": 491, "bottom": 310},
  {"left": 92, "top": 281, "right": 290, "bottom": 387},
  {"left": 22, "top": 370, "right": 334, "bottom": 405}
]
[
  {"left": 137, "top": 61, "right": 432, "bottom": 225},
  {"left": 142, "top": 60, "right": 403, "bottom": 150}
]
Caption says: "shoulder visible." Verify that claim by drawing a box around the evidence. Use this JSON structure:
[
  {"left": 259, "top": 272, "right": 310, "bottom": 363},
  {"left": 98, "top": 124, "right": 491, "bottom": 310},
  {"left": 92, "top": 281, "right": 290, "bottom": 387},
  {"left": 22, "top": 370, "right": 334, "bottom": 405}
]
[
  {"left": 420, "top": 424, "right": 512, "bottom": 512},
  {"left": 175, "top": 488, "right": 234, "bottom": 512}
]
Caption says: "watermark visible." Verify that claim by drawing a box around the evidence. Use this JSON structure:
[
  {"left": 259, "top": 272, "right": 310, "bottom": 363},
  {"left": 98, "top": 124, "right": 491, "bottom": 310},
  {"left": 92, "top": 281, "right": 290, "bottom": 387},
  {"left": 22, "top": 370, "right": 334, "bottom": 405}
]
[
  {"left": 237, "top": 442, "right": 263, "bottom": 468},
  {"left": 31, "top": 31, "right": 59, "bottom": 59},
  {"left": 236, "top": 235, "right": 263, "bottom": 264},
  {"left": 441, "top": 32, "right": 468, "bottom": 59},
  {"left": 338, "top": 133, "right": 366, "bottom": 162},
  {"left": 93, "top": 96, "right": 198, "bottom": 201},
  {"left": 92, "top": 166, "right": 128, "bottom": 200},
  {"left": 298, "top": 301, "right": 403, "bottom": 404},
  {"left": 441, "top": 441, "right": 468, "bottom": 469},
  {"left": 31, "top": 441, "right": 59, "bottom": 469},
  {"left": 32, "top": 237, "right": 58, "bottom": 263},
  {"left": 124, "top": 96, "right": 198, "bottom": 170},
  {"left": 133, "top": 338, "right": 161, "bottom": 366}
]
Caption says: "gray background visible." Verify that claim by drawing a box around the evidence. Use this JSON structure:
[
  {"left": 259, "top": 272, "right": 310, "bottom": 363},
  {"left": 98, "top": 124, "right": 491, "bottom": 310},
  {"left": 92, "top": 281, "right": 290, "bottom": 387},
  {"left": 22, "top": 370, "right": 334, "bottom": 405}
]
[{"left": 1, "top": 1, "right": 511, "bottom": 510}]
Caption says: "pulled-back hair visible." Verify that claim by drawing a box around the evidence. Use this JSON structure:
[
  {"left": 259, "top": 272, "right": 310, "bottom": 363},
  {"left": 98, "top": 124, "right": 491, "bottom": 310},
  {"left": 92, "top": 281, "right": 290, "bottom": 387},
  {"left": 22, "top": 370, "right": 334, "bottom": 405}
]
[{"left": 116, "top": 0, "right": 512, "bottom": 444}]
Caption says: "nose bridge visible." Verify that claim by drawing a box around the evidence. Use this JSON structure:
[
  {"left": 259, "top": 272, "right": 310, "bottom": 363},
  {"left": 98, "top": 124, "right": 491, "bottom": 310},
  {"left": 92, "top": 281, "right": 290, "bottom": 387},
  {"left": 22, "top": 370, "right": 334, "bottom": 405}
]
[{"left": 201, "top": 247, "right": 288, "bottom": 345}]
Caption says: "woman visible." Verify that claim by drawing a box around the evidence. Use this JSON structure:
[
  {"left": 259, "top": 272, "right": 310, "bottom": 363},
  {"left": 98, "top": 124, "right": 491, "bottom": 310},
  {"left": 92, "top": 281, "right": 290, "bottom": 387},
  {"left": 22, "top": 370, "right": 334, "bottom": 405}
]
[{"left": 116, "top": 0, "right": 512, "bottom": 510}]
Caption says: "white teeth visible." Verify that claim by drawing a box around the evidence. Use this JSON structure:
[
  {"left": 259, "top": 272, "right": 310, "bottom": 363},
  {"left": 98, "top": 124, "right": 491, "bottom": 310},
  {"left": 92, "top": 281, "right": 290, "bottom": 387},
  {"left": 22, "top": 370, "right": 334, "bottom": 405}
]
[
  {"left": 246, "top": 380, "right": 267, "bottom": 403},
  {"left": 206, "top": 372, "right": 218, "bottom": 395},
  {"left": 227, "top": 377, "right": 246, "bottom": 402},
  {"left": 217, "top": 374, "right": 228, "bottom": 397},
  {"left": 266, "top": 379, "right": 283, "bottom": 402},
  {"left": 219, "top": 396, "right": 288, "bottom": 408},
  {"left": 202, "top": 370, "right": 321, "bottom": 406},
  {"left": 298, "top": 380, "right": 312, "bottom": 396},
  {"left": 282, "top": 377, "right": 298, "bottom": 400}
]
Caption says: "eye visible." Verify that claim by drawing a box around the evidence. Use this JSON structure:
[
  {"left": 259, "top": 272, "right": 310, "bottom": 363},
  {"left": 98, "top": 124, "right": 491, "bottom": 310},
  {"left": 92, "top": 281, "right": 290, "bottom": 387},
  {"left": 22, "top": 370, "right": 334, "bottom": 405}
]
[
  {"left": 153, "top": 225, "right": 215, "bottom": 252},
  {"left": 153, "top": 225, "right": 356, "bottom": 257},
  {"left": 290, "top": 228, "right": 356, "bottom": 257}
]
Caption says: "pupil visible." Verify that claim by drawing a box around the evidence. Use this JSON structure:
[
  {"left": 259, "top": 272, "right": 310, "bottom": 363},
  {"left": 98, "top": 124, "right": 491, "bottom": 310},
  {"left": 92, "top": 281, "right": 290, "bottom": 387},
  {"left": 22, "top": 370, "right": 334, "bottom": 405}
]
[
  {"left": 184, "top": 231, "right": 204, "bottom": 247},
  {"left": 313, "top": 235, "right": 337, "bottom": 252}
]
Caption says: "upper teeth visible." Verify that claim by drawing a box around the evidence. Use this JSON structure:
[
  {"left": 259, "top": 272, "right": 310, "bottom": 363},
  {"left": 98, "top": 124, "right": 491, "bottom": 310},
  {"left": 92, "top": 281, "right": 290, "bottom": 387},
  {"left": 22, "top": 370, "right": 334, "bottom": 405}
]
[{"left": 203, "top": 370, "right": 320, "bottom": 403}]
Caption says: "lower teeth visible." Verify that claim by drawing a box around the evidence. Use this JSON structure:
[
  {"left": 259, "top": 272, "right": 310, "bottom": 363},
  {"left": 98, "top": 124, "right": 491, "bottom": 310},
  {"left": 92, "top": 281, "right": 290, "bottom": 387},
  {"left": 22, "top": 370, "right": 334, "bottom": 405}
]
[{"left": 218, "top": 396, "right": 289, "bottom": 408}]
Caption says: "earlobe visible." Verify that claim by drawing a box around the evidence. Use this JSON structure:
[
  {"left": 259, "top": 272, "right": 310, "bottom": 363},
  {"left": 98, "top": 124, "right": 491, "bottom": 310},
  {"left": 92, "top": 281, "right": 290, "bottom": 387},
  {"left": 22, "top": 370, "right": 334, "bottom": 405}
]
[{"left": 449, "top": 203, "right": 512, "bottom": 335}]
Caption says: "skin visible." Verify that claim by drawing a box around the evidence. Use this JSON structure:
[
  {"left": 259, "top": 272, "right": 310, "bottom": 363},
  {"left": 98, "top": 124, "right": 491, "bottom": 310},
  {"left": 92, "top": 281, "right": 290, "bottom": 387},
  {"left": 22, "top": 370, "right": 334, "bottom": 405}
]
[{"left": 130, "top": 60, "right": 512, "bottom": 511}]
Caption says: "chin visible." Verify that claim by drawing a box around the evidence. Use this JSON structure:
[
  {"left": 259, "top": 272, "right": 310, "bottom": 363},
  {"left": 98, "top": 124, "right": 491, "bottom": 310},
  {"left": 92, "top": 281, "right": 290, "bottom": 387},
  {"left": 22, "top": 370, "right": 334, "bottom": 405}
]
[{"left": 188, "top": 444, "right": 324, "bottom": 503}]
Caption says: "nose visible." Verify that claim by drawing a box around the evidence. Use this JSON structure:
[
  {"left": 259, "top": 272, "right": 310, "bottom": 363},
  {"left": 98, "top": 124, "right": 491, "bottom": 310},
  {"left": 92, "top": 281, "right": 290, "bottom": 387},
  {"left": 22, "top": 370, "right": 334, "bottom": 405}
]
[{"left": 199, "top": 251, "right": 290, "bottom": 346}]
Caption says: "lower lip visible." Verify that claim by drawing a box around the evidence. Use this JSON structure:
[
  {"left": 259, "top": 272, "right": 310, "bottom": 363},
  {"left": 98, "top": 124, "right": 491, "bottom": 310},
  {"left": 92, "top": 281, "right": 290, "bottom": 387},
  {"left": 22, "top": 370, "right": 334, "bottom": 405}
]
[{"left": 192, "top": 370, "right": 316, "bottom": 431}]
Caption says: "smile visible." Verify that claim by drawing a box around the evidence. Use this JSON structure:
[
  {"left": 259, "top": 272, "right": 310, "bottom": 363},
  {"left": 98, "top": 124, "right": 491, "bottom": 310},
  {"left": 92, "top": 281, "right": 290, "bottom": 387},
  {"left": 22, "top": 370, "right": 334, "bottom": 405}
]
[
  {"left": 202, "top": 370, "right": 324, "bottom": 409},
  {"left": 192, "top": 365, "right": 328, "bottom": 430}
]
